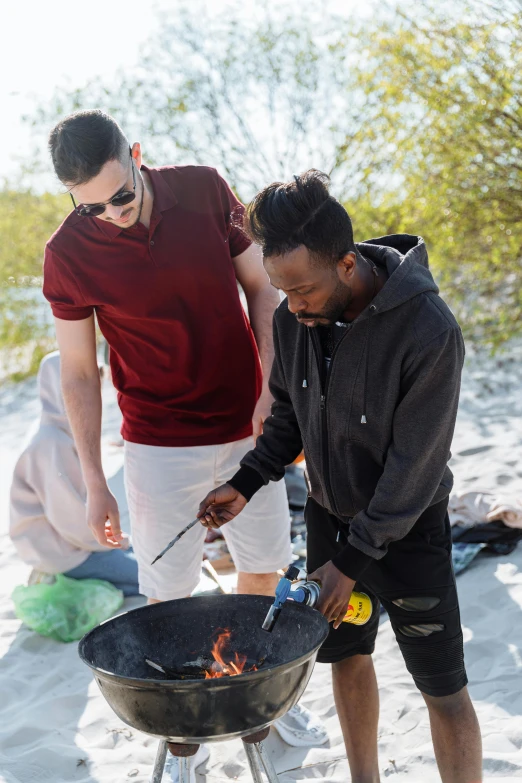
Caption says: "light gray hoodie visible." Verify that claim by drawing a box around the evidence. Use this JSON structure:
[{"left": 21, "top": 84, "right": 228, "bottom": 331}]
[{"left": 9, "top": 351, "right": 106, "bottom": 574}]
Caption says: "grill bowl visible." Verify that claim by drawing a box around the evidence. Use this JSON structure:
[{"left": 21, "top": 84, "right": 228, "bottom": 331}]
[{"left": 79, "top": 594, "right": 328, "bottom": 742}]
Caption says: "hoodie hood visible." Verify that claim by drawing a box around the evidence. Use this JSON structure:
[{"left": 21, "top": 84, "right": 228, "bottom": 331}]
[
  {"left": 300, "top": 234, "right": 438, "bottom": 400},
  {"left": 340, "top": 234, "right": 439, "bottom": 421},
  {"left": 38, "top": 351, "right": 71, "bottom": 434},
  {"left": 356, "top": 234, "right": 438, "bottom": 315}
]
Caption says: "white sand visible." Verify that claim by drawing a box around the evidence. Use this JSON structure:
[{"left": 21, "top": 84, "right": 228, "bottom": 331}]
[{"left": 1, "top": 345, "right": 522, "bottom": 782}]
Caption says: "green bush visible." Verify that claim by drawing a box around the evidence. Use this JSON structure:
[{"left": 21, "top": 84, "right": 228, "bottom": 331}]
[{"left": 0, "top": 188, "right": 68, "bottom": 378}]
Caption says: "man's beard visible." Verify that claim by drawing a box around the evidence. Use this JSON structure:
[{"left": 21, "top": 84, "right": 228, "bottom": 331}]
[{"left": 296, "top": 279, "right": 352, "bottom": 326}]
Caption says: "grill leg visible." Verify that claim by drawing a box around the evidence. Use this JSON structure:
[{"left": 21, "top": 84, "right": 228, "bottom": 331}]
[
  {"left": 244, "top": 740, "right": 266, "bottom": 783},
  {"left": 151, "top": 739, "right": 168, "bottom": 783},
  {"left": 244, "top": 740, "right": 280, "bottom": 783},
  {"left": 177, "top": 756, "right": 191, "bottom": 782},
  {"left": 255, "top": 741, "right": 280, "bottom": 783}
]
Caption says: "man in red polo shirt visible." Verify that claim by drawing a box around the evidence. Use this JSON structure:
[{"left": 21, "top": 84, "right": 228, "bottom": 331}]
[
  {"left": 43, "top": 111, "right": 329, "bottom": 765},
  {"left": 43, "top": 109, "right": 299, "bottom": 601}
]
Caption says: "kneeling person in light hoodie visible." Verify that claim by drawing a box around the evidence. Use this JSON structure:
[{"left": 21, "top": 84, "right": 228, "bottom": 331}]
[{"left": 9, "top": 351, "right": 139, "bottom": 596}]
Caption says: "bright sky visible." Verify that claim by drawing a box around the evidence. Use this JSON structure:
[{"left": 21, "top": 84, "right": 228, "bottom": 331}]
[
  {"left": 3, "top": 0, "right": 378, "bottom": 187},
  {"left": 3, "top": 1, "right": 156, "bottom": 182}
]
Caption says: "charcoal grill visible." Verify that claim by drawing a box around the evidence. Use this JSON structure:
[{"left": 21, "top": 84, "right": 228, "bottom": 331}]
[{"left": 79, "top": 594, "right": 328, "bottom": 781}]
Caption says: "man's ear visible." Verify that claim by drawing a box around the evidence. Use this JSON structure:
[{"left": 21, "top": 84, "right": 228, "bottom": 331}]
[
  {"left": 337, "top": 251, "right": 357, "bottom": 282},
  {"left": 131, "top": 142, "right": 142, "bottom": 168}
]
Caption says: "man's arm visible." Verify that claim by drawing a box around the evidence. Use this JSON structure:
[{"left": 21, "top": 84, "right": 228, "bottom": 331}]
[
  {"left": 232, "top": 243, "right": 280, "bottom": 440},
  {"left": 54, "top": 315, "right": 123, "bottom": 547}
]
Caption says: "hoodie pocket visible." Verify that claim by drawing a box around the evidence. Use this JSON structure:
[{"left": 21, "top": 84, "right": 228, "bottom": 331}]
[
  {"left": 302, "top": 448, "right": 325, "bottom": 507},
  {"left": 338, "top": 441, "right": 385, "bottom": 515}
]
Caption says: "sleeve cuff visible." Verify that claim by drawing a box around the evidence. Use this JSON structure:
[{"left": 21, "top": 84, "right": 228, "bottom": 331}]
[
  {"left": 227, "top": 465, "right": 266, "bottom": 502},
  {"left": 230, "top": 234, "right": 252, "bottom": 258},
  {"left": 332, "top": 542, "right": 375, "bottom": 582},
  {"left": 50, "top": 305, "right": 94, "bottom": 321}
]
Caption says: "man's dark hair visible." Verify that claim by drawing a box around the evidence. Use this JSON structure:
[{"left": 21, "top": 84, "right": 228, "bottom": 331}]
[
  {"left": 48, "top": 109, "right": 129, "bottom": 186},
  {"left": 244, "top": 169, "right": 356, "bottom": 266}
]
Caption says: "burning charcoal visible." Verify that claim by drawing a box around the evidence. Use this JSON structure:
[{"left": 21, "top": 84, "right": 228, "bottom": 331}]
[
  {"left": 159, "top": 629, "right": 269, "bottom": 681},
  {"left": 144, "top": 658, "right": 205, "bottom": 680},
  {"left": 182, "top": 656, "right": 214, "bottom": 671}
]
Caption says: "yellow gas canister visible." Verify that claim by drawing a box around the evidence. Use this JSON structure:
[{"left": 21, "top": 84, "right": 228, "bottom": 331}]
[
  {"left": 289, "top": 580, "right": 373, "bottom": 626},
  {"left": 343, "top": 591, "right": 373, "bottom": 625}
]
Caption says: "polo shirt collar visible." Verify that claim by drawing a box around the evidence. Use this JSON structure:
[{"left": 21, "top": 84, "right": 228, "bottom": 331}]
[{"left": 95, "top": 165, "right": 178, "bottom": 239}]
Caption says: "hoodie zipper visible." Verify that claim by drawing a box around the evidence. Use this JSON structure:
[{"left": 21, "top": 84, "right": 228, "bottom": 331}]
[{"left": 310, "top": 325, "right": 352, "bottom": 516}]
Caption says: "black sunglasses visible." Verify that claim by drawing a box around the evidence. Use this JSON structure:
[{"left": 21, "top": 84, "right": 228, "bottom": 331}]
[{"left": 70, "top": 151, "right": 137, "bottom": 217}]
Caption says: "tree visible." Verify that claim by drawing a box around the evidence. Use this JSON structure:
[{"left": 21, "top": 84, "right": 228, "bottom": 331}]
[
  {"left": 13, "top": 3, "right": 373, "bottom": 377},
  {"left": 29, "top": 4, "right": 365, "bottom": 201},
  {"left": 0, "top": 188, "right": 68, "bottom": 378},
  {"left": 21, "top": 0, "right": 522, "bottom": 351},
  {"left": 346, "top": 1, "right": 522, "bottom": 345}
]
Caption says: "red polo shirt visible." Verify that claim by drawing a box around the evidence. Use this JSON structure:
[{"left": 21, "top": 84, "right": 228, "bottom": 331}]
[{"left": 43, "top": 165, "right": 262, "bottom": 447}]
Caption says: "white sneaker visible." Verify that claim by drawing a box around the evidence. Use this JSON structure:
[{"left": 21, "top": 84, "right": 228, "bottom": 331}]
[
  {"left": 273, "top": 703, "right": 328, "bottom": 747},
  {"left": 167, "top": 744, "right": 210, "bottom": 782}
]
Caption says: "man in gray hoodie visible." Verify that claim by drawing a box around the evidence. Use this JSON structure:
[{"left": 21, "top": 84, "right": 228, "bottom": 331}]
[{"left": 197, "top": 171, "right": 482, "bottom": 781}]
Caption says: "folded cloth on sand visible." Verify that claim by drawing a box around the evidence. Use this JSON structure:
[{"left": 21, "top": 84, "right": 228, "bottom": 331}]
[
  {"left": 452, "top": 543, "right": 486, "bottom": 575},
  {"left": 449, "top": 491, "right": 522, "bottom": 530},
  {"left": 453, "top": 521, "right": 522, "bottom": 555}
]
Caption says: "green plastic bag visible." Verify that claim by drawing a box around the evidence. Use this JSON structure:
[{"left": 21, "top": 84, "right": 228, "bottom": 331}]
[{"left": 12, "top": 574, "right": 124, "bottom": 642}]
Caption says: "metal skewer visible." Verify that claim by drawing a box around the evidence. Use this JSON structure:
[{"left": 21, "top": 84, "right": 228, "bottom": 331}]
[{"left": 151, "top": 518, "right": 200, "bottom": 565}]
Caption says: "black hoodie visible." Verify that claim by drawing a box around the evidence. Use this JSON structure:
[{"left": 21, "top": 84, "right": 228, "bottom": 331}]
[{"left": 229, "top": 235, "right": 465, "bottom": 581}]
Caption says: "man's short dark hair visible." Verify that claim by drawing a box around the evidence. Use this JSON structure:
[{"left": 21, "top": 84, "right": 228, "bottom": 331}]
[
  {"left": 244, "top": 169, "right": 356, "bottom": 266},
  {"left": 48, "top": 109, "right": 129, "bottom": 186}
]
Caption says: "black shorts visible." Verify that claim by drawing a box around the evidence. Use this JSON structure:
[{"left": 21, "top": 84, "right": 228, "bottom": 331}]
[{"left": 306, "top": 497, "right": 468, "bottom": 697}]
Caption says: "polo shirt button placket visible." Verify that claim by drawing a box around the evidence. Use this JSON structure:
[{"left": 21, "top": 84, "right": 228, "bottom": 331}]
[{"left": 149, "top": 213, "right": 158, "bottom": 260}]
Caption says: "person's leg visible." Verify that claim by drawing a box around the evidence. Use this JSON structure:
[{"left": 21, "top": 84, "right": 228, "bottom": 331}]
[
  {"left": 124, "top": 441, "right": 212, "bottom": 602},
  {"left": 236, "top": 571, "right": 279, "bottom": 596},
  {"left": 216, "top": 437, "right": 292, "bottom": 597},
  {"left": 372, "top": 500, "right": 482, "bottom": 781},
  {"left": 332, "top": 654, "right": 380, "bottom": 783},
  {"left": 304, "top": 498, "right": 382, "bottom": 757},
  {"left": 423, "top": 687, "right": 482, "bottom": 783},
  {"left": 63, "top": 547, "right": 141, "bottom": 596}
]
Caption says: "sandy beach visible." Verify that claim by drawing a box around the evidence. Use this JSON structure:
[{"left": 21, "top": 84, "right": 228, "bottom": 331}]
[{"left": 1, "top": 343, "right": 521, "bottom": 782}]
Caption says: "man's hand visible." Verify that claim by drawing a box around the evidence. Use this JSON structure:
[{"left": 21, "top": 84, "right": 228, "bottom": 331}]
[
  {"left": 87, "top": 485, "right": 125, "bottom": 547},
  {"left": 308, "top": 561, "right": 356, "bottom": 629},
  {"left": 252, "top": 386, "right": 274, "bottom": 442},
  {"left": 197, "top": 483, "right": 248, "bottom": 529}
]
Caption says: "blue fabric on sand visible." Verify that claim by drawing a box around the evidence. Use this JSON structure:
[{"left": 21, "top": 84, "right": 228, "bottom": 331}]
[
  {"left": 64, "top": 546, "right": 141, "bottom": 596},
  {"left": 451, "top": 542, "right": 485, "bottom": 576}
]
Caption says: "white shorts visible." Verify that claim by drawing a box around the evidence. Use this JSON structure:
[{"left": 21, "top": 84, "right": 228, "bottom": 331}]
[{"left": 124, "top": 437, "right": 291, "bottom": 600}]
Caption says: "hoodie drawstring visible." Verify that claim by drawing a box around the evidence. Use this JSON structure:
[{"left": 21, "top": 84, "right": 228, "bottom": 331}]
[
  {"left": 302, "top": 326, "right": 309, "bottom": 388},
  {"left": 301, "top": 258, "right": 378, "bottom": 424},
  {"left": 360, "top": 305, "right": 376, "bottom": 423},
  {"left": 361, "top": 261, "right": 379, "bottom": 424}
]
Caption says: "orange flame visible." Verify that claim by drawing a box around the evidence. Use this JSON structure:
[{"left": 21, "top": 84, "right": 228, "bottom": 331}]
[{"left": 204, "top": 628, "right": 257, "bottom": 679}]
